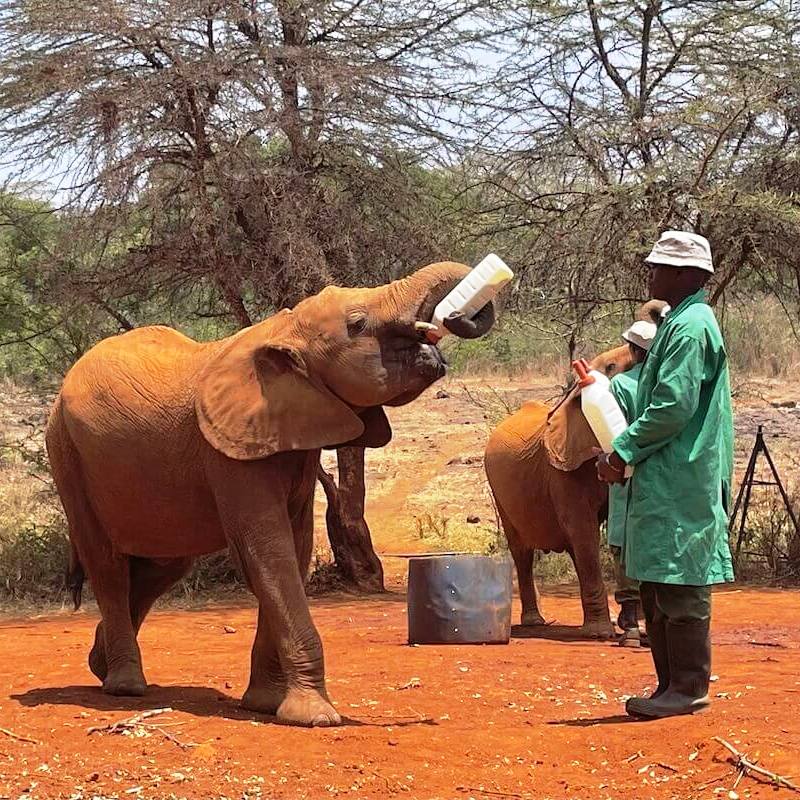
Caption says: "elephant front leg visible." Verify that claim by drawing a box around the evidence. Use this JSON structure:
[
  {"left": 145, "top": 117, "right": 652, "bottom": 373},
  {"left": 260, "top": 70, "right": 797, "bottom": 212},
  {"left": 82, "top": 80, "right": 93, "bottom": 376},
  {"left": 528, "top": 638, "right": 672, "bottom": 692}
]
[
  {"left": 241, "top": 606, "right": 287, "bottom": 715},
  {"left": 221, "top": 517, "right": 338, "bottom": 726},
  {"left": 210, "top": 453, "right": 340, "bottom": 727},
  {"left": 236, "top": 544, "right": 339, "bottom": 727}
]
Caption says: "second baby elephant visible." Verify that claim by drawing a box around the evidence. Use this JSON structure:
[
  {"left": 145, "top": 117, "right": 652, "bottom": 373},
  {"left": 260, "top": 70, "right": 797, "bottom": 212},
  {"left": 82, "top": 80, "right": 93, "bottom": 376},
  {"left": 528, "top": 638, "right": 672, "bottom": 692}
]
[
  {"left": 484, "top": 300, "right": 667, "bottom": 637},
  {"left": 46, "top": 260, "right": 496, "bottom": 728}
]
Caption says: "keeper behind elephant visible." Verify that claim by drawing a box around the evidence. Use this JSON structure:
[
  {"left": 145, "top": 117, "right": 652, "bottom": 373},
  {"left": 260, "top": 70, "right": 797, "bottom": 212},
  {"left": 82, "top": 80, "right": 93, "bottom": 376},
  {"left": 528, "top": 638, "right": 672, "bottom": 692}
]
[
  {"left": 484, "top": 299, "right": 668, "bottom": 638},
  {"left": 608, "top": 318, "right": 659, "bottom": 647}
]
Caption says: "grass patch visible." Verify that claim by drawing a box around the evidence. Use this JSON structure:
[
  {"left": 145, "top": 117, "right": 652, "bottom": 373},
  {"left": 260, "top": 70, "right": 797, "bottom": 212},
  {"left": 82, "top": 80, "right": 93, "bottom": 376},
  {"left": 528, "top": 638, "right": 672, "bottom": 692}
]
[{"left": 413, "top": 511, "right": 507, "bottom": 556}]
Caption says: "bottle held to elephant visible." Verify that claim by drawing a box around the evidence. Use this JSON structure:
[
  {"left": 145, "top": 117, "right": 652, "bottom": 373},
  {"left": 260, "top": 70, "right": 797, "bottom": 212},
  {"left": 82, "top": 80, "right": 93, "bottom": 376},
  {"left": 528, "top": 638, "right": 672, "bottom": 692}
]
[
  {"left": 430, "top": 253, "right": 514, "bottom": 339},
  {"left": 572, "top": 358, "right": 634, "bottom": 477}
]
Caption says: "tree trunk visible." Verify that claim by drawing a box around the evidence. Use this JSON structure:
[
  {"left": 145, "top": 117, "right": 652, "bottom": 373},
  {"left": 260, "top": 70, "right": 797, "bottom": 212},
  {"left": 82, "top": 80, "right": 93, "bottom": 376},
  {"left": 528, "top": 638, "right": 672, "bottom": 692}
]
[{"left": 317, "top": 446, "right": 385, "bottom": 592}]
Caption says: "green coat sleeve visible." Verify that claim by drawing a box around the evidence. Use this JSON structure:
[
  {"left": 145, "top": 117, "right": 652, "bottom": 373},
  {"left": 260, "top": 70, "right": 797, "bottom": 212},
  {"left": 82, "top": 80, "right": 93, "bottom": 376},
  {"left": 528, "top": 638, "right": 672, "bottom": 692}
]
[
  {"left": 610, "top": 378, "right": 634, "bottom": 422},
  {"left": 612, "top": 332, "right": 705, "bottom": 466}
]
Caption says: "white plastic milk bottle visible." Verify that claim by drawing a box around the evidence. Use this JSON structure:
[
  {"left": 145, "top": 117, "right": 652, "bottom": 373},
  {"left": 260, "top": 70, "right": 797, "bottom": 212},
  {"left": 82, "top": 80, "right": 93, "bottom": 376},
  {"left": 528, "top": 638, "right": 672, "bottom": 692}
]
[
  {"left": 430, "top": 253, "right": 514, "bottom": 339},
  {"left": 572, "top": 358, "right": 633, "bottom": 477}
]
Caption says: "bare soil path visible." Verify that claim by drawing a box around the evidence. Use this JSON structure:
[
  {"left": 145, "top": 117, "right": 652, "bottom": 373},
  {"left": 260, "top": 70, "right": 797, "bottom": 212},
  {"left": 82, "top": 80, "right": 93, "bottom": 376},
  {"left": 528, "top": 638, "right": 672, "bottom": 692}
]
[{"left": 1, "top": 588, "right": 798, "bottom": 799}]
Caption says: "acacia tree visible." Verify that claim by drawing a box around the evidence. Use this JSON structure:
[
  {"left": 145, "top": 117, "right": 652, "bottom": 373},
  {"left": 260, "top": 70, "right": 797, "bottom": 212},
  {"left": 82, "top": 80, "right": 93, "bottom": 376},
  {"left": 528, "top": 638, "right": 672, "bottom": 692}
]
[
  {"left": 462, "top": 0, "right": 800, "bottom": 353},
  {"left": 0, "top": 0, "right": 497, "bottom": 589}
]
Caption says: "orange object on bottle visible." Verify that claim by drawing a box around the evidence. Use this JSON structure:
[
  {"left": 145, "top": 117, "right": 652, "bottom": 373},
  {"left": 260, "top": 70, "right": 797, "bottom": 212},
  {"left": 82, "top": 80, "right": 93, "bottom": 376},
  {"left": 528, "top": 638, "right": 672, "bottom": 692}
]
[{"left": 571, "top": 359, "right": 633, "bottom": 477}]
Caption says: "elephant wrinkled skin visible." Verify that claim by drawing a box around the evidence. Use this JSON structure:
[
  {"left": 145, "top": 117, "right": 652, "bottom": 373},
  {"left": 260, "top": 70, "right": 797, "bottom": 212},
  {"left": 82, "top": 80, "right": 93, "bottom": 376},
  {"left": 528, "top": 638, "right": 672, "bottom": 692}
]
[
  {"left": 46, "top": 261, "right": 495, "bottom": 727},
  {"left": 484, "top": 301, "right": 667, "bottom": 638}
]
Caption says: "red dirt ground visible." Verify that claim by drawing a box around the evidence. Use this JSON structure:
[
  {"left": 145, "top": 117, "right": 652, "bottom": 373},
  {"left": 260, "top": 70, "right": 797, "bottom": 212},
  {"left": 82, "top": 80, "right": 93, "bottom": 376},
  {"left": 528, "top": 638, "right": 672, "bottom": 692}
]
[
  {"left": 1, "top": 587, "right": 798, "bottom": 800},
  {"left": 2, "top": 376, "right": 799, "bottom": 798}
]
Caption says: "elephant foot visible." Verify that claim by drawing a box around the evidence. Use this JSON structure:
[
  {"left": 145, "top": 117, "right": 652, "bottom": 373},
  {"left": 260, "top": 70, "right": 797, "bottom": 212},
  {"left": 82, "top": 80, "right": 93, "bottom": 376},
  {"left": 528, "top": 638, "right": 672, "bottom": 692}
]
[
  {"left": 520, "top": 610, "right": 553, "bottom": 627},
  {"left": 88, "top": 625, "right": 108, "bottom": 682},
  {"left": 579, "top": 619, "right": 616, "bottom": 640},
  {"left": 243, "top": 684, "right": 341, "bottom": 727},
  {"left": 102, "top": 661, "right": 147, "bottom": 696},
  {"left": 241, "top": 681, "right": 286, "bottom": 716},
  {"left": 277, "top": 688, "right": 341, "bottom": 728}
]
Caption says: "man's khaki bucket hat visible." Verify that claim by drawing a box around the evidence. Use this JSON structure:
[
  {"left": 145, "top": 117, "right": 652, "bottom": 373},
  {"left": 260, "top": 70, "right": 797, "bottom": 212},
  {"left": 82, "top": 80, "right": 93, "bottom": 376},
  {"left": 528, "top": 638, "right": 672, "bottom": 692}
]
[{"left": 645, "top": 230, "right": 714, "bottom": 273}]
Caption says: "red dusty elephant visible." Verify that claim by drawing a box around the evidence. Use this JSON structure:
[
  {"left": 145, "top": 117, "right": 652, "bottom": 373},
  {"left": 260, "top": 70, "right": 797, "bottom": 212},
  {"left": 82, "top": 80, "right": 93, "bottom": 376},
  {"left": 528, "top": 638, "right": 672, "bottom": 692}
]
[
  {"left": 46, "top": 261, "right": 496, "bottom": 727},
  {"left": 484, "top": 301, "right": 667, "bottom": 637}
]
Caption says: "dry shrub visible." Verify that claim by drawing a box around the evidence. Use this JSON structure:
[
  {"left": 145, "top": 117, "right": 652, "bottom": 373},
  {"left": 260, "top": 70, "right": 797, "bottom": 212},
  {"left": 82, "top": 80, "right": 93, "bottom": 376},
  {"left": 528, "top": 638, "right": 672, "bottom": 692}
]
[
  {"left": 721, "top": 296, "right": 800, "bottom": 378},
  {"left": 0, "top": 464, "right": 68, "bottom": 603},
  {"left": 733, "top": 488, "right": 800, "bottom": 584},
  {"left": 413, "top": 511, "right": 507, "bottom": 556}
]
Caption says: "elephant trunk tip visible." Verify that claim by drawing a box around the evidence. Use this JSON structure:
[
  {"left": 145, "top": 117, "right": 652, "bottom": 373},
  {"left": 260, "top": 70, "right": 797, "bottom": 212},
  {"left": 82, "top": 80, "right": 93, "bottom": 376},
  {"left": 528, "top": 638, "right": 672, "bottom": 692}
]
[{"left": 66, "top": 547, "right": 84, "bottom": 611}]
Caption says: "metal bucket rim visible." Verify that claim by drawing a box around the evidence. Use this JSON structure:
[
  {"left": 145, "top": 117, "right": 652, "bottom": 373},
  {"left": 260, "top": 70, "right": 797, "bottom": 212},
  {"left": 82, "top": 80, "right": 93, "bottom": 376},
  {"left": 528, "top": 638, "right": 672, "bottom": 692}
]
[{"left": 407, "top": 553, "right": 509, "bottom": 562}]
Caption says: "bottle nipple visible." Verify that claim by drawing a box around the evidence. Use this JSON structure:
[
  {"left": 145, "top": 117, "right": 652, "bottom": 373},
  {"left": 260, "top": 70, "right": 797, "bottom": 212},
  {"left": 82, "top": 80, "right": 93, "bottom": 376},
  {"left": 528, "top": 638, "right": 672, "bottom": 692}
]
[{"left": 572, "top": 358, "right": 595, "bottom": 388}]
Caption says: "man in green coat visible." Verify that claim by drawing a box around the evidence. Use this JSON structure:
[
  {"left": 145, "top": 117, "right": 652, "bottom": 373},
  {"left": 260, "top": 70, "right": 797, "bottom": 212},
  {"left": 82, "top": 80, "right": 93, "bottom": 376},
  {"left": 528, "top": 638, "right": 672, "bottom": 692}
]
[
  {"left": 608, "top": 319, "right": 657, "bottom": 647},
  {"left": 597, "top": 230, "right": 734, "bottom": 719}
]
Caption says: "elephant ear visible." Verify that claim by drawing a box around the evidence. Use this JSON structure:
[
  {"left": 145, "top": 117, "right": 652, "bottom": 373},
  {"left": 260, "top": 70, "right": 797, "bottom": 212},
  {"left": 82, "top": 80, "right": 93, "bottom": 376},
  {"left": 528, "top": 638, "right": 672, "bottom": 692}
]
[
  {"left": 323, "top": 406, "right": 393, "bottom": 450},
  {"left": 196, "top": 334, "right": 364, "bottom": 461},
  {"left": 349, "top": 406, "right": 393, "bottom": 448},
  {"left": 543, "top": 387, "right": 599, "bottom": 472}
]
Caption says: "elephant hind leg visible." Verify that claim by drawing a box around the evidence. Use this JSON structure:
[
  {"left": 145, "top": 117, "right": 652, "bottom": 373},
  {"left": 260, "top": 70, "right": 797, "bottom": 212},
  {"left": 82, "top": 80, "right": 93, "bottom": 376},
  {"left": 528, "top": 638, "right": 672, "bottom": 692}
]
[
  {"left": 76, "top": 532, "right": 145, "bottom": 695},
  {"left": 46, "top": 421, "right": 145, "bottom": 696},
  {"left": 89, "top": 556, "right": 194, "bottom": 683},
  {"left": 499, "top": 508, "right": 547, "bottom": 626},
  {"left": 85, "top": 549, "right": 145, "bottom": 695}
]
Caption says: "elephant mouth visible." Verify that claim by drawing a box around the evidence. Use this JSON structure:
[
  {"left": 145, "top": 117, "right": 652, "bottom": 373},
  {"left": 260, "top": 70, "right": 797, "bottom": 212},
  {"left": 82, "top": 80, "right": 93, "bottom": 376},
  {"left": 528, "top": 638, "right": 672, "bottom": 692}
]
[
  {"left": 423, "top": 341, "right": 448, "bottom": 375},
  {"left": 384, "top": 343, "right": 446, "bottom": 407}
]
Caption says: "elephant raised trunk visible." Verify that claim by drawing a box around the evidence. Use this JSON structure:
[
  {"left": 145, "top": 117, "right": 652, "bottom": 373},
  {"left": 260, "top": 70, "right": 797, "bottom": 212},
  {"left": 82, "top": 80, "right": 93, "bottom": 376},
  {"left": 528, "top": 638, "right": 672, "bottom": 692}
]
[
  {"left": 384, "top": 260, "right": 497, "bottom": 339},
  {"left": 637, "top": 299, "right": 670, "bottom": 325}
]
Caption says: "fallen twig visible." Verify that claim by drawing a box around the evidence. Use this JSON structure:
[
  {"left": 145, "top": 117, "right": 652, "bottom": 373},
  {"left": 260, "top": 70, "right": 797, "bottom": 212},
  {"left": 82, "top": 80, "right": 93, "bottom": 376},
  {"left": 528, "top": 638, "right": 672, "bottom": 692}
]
[
  {"left": 0, "top": 726, "right": 39, "bottom": 745},
  {"left": 87, "top": 707, "right": 173, "bottom": 734},
  {"left": 456, "top": 788, "right": 528, "bottom": 798},
  {"left": 624, "top": 750, "right": 644, "bottom": 763},
  {"left": 696, "top": 772, "right": 735, "bottom": 791},
  {"left": 713, "top": 737, "right": 799, "bottom": 793},
  {"left": 87, "top": 708, "right": 196, "bottom": 750},
  {"left": 749, "top": 640, "right": 787, "bottom": 648},
  {"left": 658, "top": 761, "right": 679, "bottom": 773},
  {"left": 394, "top": 677, "right": 421, "bottom": 691}
]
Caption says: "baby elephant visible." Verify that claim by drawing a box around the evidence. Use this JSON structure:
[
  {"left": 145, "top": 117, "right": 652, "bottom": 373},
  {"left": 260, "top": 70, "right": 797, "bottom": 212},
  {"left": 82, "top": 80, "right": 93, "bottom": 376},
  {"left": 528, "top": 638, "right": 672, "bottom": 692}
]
[
  {"left": 46, "top": 260, "right": 496, "bottom": 727},
  {"left": 484, "top": 301, "right": 666, "bottom": 637}
]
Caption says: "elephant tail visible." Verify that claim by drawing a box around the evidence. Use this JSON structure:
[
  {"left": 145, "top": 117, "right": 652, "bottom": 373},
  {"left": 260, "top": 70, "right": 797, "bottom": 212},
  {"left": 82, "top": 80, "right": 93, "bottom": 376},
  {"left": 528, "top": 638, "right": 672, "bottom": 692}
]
[{"left": 66, "top": 543, "right": 85, "bottom": 611}]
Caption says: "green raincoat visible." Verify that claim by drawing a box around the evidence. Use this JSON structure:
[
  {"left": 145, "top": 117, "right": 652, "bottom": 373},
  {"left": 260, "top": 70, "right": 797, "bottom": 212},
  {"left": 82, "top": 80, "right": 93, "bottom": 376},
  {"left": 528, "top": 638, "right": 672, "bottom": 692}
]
[
  {"left": 606, "top": 362, "right": 642, "bottom": 549},
  {"left": 612, "top": 290, "right": 734, "bottom": 586}
]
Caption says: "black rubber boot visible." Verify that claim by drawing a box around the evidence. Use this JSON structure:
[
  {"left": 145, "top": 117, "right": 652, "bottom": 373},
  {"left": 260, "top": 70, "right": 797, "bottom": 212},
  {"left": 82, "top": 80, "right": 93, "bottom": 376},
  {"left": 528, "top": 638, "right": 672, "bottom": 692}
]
[
  {"left": 644, "top": 615, "right": 669, "bottom": 698},
  {"left": 626, "top": 618, "right": 710, "bottom": 718},
  {"left": 617, "top": 600, "right": 641, "bottom": 648}
]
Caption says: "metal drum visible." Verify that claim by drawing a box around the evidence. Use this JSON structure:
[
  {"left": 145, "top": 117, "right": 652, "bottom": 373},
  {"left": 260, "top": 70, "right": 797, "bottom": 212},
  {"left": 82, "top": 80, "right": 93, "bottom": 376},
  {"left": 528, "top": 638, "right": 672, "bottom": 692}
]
[{"left": 407, "top": 554, "right": 512, "bottom": 645}]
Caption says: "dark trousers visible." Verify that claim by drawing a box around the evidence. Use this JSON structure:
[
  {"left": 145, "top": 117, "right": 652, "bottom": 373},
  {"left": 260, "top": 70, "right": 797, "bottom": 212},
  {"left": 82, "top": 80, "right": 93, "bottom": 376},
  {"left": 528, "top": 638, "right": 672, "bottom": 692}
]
[
  {"left": 610, "top": 545, "right": 640, "bottom": 605},
  {"left": 639, "top": 581, "right": 711, "bottom": 625}
]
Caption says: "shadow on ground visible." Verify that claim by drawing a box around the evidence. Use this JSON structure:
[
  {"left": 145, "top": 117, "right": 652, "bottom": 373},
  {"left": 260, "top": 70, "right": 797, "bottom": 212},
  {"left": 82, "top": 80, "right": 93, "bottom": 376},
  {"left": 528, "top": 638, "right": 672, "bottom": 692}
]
[
  {"left": 511, "top": 623, "right": 620, "bottom": 644},
  {"left": 11, "top": 684, "right": 437, "bottom": 729},
  {"left": 547, "top": 714, "right": 641, "bottom": 727}
]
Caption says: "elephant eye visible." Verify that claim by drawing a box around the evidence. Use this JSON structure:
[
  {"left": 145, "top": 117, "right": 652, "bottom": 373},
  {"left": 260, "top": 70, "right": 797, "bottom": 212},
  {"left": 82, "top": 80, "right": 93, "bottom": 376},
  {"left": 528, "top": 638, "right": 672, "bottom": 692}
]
[
  {"left": 347, "top": 315, "right": 368, "bottom": 337},
  {"left": 605, "top": 362, "right": 616, "bottom": 375}
]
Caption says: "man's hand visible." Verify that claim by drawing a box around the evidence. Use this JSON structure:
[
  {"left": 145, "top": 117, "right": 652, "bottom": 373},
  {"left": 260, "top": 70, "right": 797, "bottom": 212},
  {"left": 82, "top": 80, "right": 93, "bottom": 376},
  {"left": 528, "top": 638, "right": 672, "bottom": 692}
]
[{"left": 595, "top": 449, "right": 627, "bottom": 485}]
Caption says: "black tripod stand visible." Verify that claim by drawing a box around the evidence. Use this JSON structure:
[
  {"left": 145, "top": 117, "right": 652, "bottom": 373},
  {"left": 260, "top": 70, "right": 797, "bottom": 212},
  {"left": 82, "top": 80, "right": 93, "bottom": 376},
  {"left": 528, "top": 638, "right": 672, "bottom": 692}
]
[{"left": 730, "top": 425, "right": 800, "bottom": 567}]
